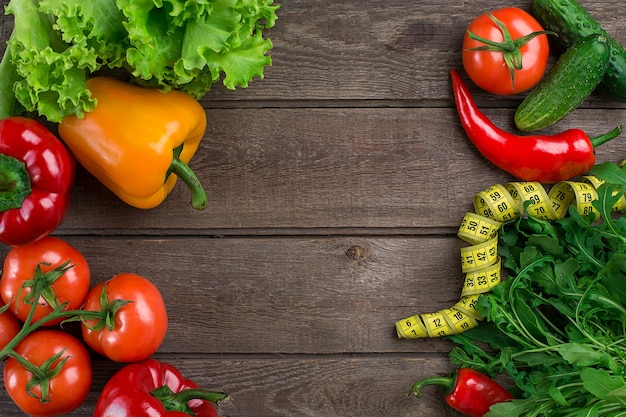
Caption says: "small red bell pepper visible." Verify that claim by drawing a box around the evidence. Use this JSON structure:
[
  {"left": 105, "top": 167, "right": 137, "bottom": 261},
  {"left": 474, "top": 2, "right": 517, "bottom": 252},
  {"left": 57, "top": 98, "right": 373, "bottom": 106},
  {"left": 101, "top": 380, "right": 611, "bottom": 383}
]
[
  {"left": 0, "top": 117, "right": 75, "bottom": 246},
  {"left": 450, "top": 69, "right": 622, "bottom": 183},
  {"left": 94, "top": 358, "right": 228, "bottom": 417},
  {"left": 410, "top": 367, "right": 514, "bottom": 417}
]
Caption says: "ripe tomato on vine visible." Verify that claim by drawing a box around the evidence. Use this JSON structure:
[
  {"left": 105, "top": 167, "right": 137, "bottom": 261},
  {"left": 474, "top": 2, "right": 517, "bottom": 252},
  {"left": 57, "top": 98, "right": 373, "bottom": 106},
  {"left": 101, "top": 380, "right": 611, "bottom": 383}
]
[{"left": 462, "top": 7, "right": 551, "bottom": 95}]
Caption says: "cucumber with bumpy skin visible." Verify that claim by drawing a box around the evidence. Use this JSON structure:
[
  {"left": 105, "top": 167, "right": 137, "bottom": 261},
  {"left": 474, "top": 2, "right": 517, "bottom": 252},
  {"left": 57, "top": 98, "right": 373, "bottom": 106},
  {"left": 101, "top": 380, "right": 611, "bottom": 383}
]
[
  {"left": 532, "top": 0, "right": 626, "bottom": 101},
  {"left": 514, "top": 34, "right": 610, "bottom": 132}
]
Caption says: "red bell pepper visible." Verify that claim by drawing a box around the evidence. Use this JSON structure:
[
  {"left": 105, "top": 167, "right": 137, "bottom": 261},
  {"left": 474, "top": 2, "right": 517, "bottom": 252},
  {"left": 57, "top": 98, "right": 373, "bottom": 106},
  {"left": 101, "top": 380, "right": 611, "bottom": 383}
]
[
  {"left": 0, "top": 117, "right": 75, "bottom": 246},
  {"left": 94, "top": 358, "right": 228, "bottom": 417},
  {"left": 410, "top": 367, "right": 514, "bottom": 417}
]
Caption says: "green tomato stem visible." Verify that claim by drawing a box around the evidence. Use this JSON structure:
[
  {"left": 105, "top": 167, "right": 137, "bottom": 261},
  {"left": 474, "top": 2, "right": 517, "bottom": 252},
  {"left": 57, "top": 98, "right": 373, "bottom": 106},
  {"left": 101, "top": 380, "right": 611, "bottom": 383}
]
[
  {"left": 465, "top": 13, "right": 554, "bottom": 91},
  {"left": 0, "top": 278, "right": 129, "bottom": 362},
  {"left": 5, "top": 345, "right": 44, "bottom": 376}
]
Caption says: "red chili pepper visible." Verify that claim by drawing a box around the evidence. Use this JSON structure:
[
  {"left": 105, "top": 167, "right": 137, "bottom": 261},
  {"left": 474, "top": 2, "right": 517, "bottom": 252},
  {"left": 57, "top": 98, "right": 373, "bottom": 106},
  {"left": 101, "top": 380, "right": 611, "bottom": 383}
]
[
  {"left": 450, "top": 69, "right": 622, "bottom": 183},
  {"left": 410, "top": 367, "right": 514, "bottom": 417},
  {"left": 94, "top": 358, "right": 228, "bottom": 417},
  {"left": 0, "top": 117, "right": 75, "bottom": 246}
]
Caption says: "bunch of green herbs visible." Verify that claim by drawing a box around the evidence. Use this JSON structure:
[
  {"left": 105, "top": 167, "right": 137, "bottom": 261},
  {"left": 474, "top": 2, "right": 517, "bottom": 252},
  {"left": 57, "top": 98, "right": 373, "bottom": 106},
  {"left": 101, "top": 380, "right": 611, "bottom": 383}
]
[
  {"left": 0, "top": 0, "right": 279, "bottom": 122},
  {"left": 448, "top": 161, "right": 626, "bottom": 417}
]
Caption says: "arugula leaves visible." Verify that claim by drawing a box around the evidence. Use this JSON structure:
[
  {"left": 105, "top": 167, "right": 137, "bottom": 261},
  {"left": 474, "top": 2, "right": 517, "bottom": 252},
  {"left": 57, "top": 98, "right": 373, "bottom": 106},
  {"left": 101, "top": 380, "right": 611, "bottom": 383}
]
[{"left": 447, "top": 162, "right": 626, "bottom": 416}]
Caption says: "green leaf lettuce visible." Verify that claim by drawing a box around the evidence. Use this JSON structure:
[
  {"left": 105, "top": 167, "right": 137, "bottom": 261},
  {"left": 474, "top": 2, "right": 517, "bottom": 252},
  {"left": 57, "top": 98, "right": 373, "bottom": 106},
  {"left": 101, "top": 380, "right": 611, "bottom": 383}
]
[{"left": 0, "top": 0, "right": 279, "bottom": 122}]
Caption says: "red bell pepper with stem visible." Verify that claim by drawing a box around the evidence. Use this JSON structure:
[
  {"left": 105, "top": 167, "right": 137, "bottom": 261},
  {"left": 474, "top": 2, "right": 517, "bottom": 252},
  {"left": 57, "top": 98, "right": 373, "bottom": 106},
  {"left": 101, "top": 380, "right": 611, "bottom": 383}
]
[
  {"left": 410, "top": 367, "right": 514, "bottom": 417},
  {"left": 94, "top": 358, "right": 228, "bottom": 417},
  {"left": 450, "top": 69, "right": 622, "bottom": 183},
  {"left": 0, "top": 117, "right": 75, "bottom": 246}
]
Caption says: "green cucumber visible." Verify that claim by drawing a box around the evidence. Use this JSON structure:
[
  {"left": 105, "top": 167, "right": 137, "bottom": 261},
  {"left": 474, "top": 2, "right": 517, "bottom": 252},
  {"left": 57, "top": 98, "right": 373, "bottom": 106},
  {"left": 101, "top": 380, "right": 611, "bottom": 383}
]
[
  {"left": 514, "top": 34, "right": 610, "bottom": 132},
  {"left": 532, "top": 0, "right": 626, "bottom": 100}
]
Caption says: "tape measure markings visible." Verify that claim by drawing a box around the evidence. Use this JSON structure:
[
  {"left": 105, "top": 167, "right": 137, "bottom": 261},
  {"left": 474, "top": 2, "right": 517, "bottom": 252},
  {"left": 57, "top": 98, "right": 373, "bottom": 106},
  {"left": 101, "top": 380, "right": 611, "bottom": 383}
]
[
  {"left": 506, "top": 182, "right": 556, "bottom": 220},
  {"left": 473, "top": 184, "right": 518, "bottom": 222},
  {"left": 459, "top": 235, "right": 499, "bottom": 273},
  {"left": 457, "top": 212, "right": 501, "bottom": 245},
  {"left": 395, "top": 175, "right": 623, "bottom": 339}
]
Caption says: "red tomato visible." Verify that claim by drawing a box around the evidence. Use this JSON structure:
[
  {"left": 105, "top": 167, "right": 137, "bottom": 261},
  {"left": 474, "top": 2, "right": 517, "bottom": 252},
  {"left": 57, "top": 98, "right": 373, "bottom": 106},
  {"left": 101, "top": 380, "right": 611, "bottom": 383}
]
[
  {"left": 462, "top": 7, "right": 550, "bottom": 95},
  {"left": 0, "top": 298, "right": 21, "bottom": 351},
  {"left": 81, "top": 273, "right": 168, "bottom": 362},
  {"left": 4, "top": 330, "right": 92, "bottom": 417},
  {"left": 0, "top": 236, "right": 90, "bottom": 326}
]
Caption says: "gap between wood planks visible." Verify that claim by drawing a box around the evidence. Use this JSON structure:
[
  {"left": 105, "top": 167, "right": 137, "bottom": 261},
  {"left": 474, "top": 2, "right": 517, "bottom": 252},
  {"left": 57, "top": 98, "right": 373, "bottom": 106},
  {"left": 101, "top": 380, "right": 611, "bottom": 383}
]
[{"left": 51, "top": 226, "right": 459, "bottom": 237}]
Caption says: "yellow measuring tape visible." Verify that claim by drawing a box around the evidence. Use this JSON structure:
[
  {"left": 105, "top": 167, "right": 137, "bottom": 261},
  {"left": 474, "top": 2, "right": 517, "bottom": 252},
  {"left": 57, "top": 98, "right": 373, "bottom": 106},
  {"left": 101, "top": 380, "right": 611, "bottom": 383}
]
[{"left": 396, "top": 176, "right": 626, "bottom": 339}]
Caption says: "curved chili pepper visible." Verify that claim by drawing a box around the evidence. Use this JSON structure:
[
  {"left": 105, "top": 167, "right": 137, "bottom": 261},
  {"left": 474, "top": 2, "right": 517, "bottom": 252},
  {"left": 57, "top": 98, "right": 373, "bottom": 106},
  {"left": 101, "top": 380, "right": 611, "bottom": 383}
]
[
  {"left": 410, "top": 367, "right": 514, "bottom": 417},
  {"left": 450, "top": 69, "right": 622, "bottom": 183}
]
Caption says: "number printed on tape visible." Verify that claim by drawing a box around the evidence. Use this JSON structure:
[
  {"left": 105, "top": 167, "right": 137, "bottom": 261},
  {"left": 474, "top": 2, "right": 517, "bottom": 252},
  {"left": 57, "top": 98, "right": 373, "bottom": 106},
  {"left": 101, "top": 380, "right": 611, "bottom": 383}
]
[{"left": 395, "top": 178, "right": 623, "bottom": 339}]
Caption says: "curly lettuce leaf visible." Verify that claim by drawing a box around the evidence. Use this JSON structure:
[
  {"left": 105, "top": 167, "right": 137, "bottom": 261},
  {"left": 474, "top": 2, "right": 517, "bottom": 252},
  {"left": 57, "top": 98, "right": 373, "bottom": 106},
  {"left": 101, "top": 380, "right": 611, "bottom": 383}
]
[
  {"left": 181, "top": 0, "right": 278, "bottom": 92},
  {"left": 119, "top": 0, "right": 279, "bottom": 98},
  {"left": 2, "top": 0, "right": 279, "bottom": 122},
  {"left": 39, "top": 0, "right": 129, "bottom": 67},
  {"left": 181, "top": 9, "right": 275, "bottom": 91},
  {"left": 3, "top": 0, "right": 99, "bottom": 122},
  {"left": 118, "top": 1, "right": 187, "bottom": 86},
  {"left": 11, "top": 43, "right": 98, "bottom": 122}
]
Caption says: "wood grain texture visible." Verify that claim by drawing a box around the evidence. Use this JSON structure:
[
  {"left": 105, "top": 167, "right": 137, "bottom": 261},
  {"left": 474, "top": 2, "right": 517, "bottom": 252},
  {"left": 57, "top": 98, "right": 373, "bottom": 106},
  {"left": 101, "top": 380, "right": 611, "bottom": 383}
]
[
  {"left": 1, "top": 0, "right": 626, "bottom": 416},
  {"left": 198, "top": 0, "right": 626, "bottom": 103},
  {"left": 0, "top": 236, "right": 465, "bottom": 354},
  {"left": 60, "top": 107, "right": 626, "bottom": 232},
  {"left": 2, "top": 356, "right": 462, "bottom": 417}
]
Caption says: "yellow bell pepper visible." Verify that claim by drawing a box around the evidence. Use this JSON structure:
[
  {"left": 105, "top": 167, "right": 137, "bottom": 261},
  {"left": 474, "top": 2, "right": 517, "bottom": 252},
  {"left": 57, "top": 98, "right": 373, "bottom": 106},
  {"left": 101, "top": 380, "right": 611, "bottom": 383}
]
[{"left": 58, "top": 77, "right": 207, "bottom": 209}]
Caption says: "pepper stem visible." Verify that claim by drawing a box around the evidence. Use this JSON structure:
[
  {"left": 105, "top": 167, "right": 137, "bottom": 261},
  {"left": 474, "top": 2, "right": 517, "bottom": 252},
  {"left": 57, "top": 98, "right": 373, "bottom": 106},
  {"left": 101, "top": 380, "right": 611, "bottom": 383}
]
[
  {"left": 590, "top": 125, "right": 623, "bottom": 148},
  {"left": 168, "top": 146, "right": 207, "bottom": 210},
  {"left": 151, "top": 385, "right": 229, "bottom": 415},
  {"left": 408, "top": 376, "right": 454, "bottom": 397},
  {"left": 0, "top": 154, "right": 31, "bottom": 211}
]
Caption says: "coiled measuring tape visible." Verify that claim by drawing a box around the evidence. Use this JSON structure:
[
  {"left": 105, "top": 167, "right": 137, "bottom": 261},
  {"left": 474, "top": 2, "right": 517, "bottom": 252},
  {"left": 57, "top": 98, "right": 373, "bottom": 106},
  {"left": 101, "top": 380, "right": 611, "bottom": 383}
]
[{"left": 396, "top": 176, "right": 626, "bottom": 339}]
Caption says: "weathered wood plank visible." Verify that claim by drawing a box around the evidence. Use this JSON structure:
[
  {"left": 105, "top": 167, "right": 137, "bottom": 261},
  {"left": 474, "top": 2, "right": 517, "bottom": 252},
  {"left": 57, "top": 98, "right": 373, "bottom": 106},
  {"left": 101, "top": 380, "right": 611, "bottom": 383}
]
[
  {"left": 203, "top": 0, "right": 626, "bottom": 103},
  {"left": 59, "top": 107, "right": 626, "bottom": 232},
  {"left": 2, "top": 0, "right": 626, "bottom": 104},
  {"left": 0, "top": 356, "right": 464, "bottom": 417},
  {"left": 0, "top": 236, "right": 465, "bottom": 354},
  {"left": 2, "top": 0, "right": 626, "bottom": 416},
  {"left": 0, "top": 233, "right": 470, "bottom": 416}
]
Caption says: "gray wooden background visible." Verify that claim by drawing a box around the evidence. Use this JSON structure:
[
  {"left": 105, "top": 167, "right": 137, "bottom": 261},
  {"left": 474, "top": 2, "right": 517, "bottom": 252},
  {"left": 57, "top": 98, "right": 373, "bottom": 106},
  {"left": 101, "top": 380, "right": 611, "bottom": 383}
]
[{"left": 1, "top": 1, "right": 626, "bottom": 416}]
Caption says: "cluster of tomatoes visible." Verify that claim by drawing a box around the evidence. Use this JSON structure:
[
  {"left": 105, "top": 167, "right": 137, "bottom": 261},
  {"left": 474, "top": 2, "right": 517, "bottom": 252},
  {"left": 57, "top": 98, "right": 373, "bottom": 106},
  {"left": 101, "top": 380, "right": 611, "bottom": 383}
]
[{"left": 0, "top": 236, "right": 168, "bottom": 416}]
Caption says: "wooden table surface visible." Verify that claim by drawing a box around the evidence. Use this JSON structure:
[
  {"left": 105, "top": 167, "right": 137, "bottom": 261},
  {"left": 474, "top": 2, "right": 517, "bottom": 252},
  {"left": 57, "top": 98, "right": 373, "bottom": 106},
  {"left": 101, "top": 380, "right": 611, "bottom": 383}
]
[{"left": 2, "top": 1, "right": 626, "bottom": 416}]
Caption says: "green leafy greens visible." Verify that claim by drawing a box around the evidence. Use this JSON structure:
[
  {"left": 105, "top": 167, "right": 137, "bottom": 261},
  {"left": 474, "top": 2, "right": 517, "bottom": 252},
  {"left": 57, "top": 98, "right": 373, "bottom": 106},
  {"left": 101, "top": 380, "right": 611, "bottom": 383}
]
[
  {"left": 0, "top": 0, "right": 279, "bottom": 122},
  {"left": 447, "top": 162, "right": 626, "bottom": 417}
]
